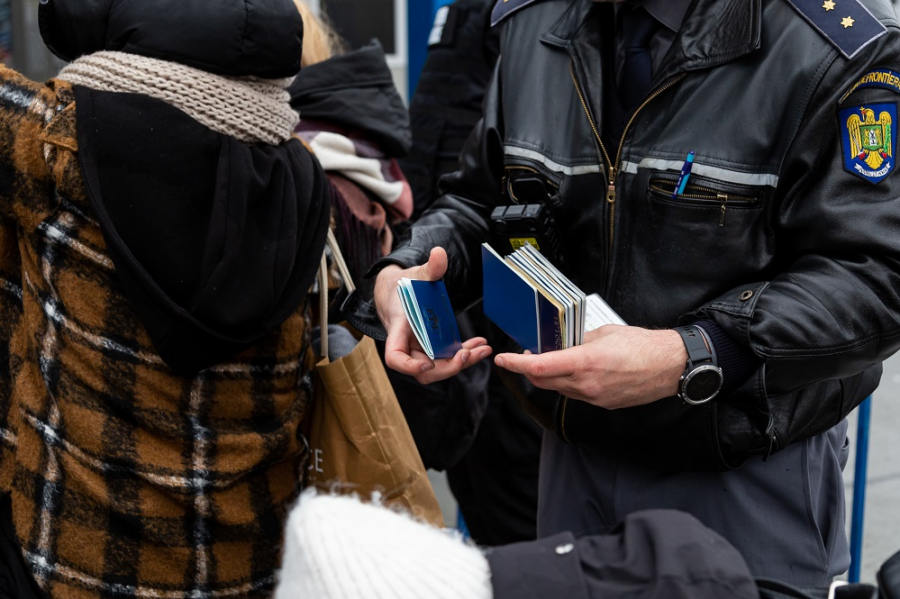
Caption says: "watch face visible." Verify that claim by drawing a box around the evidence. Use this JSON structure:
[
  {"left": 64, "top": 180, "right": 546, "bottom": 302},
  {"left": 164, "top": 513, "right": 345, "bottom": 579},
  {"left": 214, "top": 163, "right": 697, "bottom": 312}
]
[{"left": 685, "top": 366, "right": 723, "bottom": 403}]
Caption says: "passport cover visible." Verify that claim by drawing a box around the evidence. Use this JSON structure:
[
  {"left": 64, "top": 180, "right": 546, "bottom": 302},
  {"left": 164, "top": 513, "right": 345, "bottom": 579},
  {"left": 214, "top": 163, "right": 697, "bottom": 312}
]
[
  {"left": 482, "top": 244, "right": 562, "bottom": 353},
  {"left": 401, "top": 279, "right": 463, "bottom": 359}
]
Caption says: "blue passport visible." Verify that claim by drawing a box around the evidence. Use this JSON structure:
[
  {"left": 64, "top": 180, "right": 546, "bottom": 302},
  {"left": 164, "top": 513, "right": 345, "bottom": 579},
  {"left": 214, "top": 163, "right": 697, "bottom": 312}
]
[
  {"left": 397, "top": 278, "right": 463, "bottom": 359},
  {"left": 482, "top": 244, "right": 562, "bottom": 354}
]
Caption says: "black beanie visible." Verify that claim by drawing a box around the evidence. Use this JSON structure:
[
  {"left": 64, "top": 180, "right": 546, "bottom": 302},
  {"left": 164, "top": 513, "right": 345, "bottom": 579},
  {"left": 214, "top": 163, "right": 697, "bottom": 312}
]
[{"left": 38, "top": 0, "right": 304, "bottom": 78}]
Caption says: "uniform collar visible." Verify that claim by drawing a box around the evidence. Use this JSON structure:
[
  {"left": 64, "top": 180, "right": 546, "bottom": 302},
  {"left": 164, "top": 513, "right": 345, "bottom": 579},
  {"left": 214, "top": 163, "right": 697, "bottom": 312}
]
[
  {"left": 542, "top": 0, "right": 762, "bottom": 76},
  {"left": 640, "top": 0, "right": 692, "bottom": 34}
]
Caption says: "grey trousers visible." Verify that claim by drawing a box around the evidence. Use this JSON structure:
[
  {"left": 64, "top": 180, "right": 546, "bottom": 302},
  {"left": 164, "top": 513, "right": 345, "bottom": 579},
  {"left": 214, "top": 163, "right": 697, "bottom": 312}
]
[{"left": 537, "top": 419, "right": 850, "bottom": 587}]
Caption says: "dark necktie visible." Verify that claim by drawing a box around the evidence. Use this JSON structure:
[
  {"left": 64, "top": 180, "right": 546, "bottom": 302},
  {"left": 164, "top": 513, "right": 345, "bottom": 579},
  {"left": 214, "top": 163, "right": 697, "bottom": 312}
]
[{"left": 618, "top": 6, "right": 659, "bottom": 110}]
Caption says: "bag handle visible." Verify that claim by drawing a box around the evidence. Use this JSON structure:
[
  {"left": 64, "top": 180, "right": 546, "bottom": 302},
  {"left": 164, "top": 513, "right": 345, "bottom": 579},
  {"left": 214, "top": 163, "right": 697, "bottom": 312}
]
[{"left": 317, "top": 229, "right": 356, "bottom": 359}]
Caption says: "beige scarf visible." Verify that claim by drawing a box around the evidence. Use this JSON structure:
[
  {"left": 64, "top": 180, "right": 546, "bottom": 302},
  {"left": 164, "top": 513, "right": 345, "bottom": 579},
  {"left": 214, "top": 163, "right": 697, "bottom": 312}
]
[{"left": 58, "top": 51, "right": 299, "bottom": 145}]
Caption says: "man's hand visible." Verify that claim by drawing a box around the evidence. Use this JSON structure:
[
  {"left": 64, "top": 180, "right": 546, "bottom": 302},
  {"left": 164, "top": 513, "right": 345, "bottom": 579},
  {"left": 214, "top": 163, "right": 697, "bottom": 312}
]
[
  {"left": 374, "top": 247, "right": 493, "bottom": 384},
  {"left": 494, "top": 325, "right": 687, "bottom": 409}
]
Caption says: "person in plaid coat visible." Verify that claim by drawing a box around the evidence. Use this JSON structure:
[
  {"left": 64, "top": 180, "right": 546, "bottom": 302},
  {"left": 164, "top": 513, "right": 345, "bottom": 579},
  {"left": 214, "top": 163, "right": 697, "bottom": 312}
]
[{"left": 0, "top": 0, "right": 331, "bottom": 597}]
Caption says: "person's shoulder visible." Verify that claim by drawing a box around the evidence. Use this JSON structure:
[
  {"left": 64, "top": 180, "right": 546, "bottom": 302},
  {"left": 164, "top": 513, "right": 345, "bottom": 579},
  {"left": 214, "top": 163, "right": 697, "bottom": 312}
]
[
  {"left": 856, "top": 0, "right": 900, "bottom": 25},
  {"left": 0, "top": 65, "right": 51, "bottom": 112},
  {"left": 0, "top": 65, "right": 62, "bottom": 167},
  {"left": 490, "top": 0, "right": 559, "bottom": 27},
  {"left": 778, "top": 0, "right": 896, "bottom": 59}
]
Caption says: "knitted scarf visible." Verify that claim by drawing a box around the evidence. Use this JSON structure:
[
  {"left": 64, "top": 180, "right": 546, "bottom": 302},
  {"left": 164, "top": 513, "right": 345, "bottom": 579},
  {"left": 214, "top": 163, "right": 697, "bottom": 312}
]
[{"left": 58, "top": 51, "right": 299, "bottom": 145}]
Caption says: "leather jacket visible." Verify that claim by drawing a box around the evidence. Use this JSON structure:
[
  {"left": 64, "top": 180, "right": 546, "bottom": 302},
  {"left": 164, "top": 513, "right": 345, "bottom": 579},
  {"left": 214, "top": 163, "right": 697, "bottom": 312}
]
[{"left": 353, "top": 0, "right": 900, "bottom": 471}]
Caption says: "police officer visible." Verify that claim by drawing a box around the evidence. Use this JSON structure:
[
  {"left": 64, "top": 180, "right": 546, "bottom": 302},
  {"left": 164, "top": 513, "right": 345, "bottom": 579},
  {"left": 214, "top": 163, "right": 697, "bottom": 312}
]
[{"left": 362, "top": 0, "right": 900, "bottom": 586}]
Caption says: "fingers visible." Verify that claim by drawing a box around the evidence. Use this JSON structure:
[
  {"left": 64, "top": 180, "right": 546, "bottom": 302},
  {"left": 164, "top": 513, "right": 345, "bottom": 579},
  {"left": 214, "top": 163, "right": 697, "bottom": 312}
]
[
  {"left": 374, "top": 249, "right": 450, "bottom": 328},
  {"left": 384, "top": 322, "right": 493, "bottom": 384},
  {"left": 414, "top": 343, "right": 493, "bottom": 385},
  {"left": 376, "top": 245, "right": 479, "bottom": 384},
  {"left": 493, "top": 348, "right": 589, "bottom": 399},
  {"left": 384, "top": 319, "right": 434, "bottom": 376},
  {"left": 494, "top": 350, "right": 577, "bottom": 379},
  {"left": 461, "top": 337, "right": 489, "bottom": 350}
]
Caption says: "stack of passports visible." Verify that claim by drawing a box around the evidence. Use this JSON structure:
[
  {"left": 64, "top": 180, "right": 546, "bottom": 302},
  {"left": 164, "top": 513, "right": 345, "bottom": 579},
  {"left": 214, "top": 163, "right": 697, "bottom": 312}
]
[{"left": 482, "top": 243, "right": 624, "bottom": 353}]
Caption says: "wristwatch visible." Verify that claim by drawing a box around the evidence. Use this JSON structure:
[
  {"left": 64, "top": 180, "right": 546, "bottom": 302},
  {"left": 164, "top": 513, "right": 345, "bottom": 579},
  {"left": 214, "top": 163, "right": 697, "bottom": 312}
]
[{"left": 674, "top": 325, "right": 723, "bottom": 405}]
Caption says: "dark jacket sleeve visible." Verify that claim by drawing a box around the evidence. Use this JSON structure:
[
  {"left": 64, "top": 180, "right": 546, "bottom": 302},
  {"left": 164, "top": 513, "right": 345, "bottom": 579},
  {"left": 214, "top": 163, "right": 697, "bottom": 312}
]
[
  {"left": 689, "top": 38, "right": 900, "bottom": 396},
  {"left": 486, "top": 510, "right": 759, "bottom": 599},
  {"left": 369, "top": 61, "right": 507, "bottom": 312}
]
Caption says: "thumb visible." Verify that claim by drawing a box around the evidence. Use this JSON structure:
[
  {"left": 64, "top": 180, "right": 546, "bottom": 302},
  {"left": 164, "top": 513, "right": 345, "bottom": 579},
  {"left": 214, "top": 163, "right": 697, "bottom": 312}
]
[{"left": 412, "top": 247, "right": 448, "bottom": 281}]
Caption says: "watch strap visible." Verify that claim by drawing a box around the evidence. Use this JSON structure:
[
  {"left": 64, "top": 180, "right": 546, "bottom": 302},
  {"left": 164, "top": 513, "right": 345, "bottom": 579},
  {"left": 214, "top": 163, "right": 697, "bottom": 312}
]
[{"left": 674, "top": 325, "right": 714, "bottom": 366}]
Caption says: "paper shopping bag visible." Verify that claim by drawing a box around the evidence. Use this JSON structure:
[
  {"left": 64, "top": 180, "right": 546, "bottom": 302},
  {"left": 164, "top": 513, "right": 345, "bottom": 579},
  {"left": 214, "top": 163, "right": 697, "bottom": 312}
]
[{"left": 306, "top": 327, "right": 444, "bottom": 527}]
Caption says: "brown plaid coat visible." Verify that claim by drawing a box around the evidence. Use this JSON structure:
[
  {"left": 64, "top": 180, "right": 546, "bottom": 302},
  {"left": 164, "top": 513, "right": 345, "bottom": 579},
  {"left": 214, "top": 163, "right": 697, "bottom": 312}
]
[{"left": 0, "top": 66, "right": 313, "bottom": 598}]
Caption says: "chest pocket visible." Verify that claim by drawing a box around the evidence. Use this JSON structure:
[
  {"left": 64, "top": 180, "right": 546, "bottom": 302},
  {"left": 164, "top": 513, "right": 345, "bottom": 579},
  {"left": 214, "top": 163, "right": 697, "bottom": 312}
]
[
  {"left": 647, "top": 173, "right": 764, "bottom": 228},
  {"left": 624, "top": 170, "right": 774, "bottom": 290}
]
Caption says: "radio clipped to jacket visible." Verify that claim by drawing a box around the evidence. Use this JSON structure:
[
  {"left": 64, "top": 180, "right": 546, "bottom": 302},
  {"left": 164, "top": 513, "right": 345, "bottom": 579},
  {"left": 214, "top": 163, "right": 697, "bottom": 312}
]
[{"left": 492, "top": 170, "right": 564, "bottom": 266}]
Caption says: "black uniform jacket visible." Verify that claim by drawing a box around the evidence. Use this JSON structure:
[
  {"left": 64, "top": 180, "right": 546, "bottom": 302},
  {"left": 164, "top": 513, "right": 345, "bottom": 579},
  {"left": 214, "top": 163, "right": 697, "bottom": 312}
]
[{"left": 356, "top": 0, "right": 900, "bottom": 471}]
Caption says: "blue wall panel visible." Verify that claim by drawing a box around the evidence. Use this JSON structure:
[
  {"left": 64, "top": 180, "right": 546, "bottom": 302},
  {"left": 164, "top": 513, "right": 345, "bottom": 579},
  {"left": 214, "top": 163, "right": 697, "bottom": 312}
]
[{"left": 408, "top": 0, "right": 454, "bottom": 99}]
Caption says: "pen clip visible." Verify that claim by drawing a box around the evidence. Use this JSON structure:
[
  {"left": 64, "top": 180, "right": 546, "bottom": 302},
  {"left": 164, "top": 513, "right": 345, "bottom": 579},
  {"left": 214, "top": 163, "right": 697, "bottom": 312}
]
[{"left": 672, "top": 151, "right": 695, "bottom": 199}]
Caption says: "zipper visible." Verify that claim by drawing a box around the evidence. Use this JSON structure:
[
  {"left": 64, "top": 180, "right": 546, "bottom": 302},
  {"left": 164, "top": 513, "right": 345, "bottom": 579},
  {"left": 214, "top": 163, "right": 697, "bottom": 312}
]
[
  {"left": 649, "top": 180, "right": 758, "bottom": 227},
  {"left": 563, "top": 62, "right": 686, "bottom": 441},
  {"left": 569, "top": 61, "right": 686, "bottom": 261}
]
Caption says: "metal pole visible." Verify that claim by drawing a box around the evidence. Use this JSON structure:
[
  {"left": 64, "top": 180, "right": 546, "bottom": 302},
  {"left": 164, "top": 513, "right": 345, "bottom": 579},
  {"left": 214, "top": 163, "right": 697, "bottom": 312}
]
[{"left": 849, "top": 396, "right": 873, "bottom": 583}]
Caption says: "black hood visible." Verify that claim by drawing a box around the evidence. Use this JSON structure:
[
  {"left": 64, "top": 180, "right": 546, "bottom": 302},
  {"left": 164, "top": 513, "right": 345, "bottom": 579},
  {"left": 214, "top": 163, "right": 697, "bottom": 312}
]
[
  {"left": 288, "top": 41, "right": 411, "bottom": 157},
  {"left": 39, "top": 0, "right": 304, "bottom": 78},
  {"left": 75, "top": 88, "right": 330, "bottom": 374}
]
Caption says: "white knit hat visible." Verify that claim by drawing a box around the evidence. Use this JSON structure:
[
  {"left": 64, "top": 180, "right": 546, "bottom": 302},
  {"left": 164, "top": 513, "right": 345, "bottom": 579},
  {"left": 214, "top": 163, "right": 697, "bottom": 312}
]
[{"left": 275, "top": 492, "right": 493, "bottom": 599}]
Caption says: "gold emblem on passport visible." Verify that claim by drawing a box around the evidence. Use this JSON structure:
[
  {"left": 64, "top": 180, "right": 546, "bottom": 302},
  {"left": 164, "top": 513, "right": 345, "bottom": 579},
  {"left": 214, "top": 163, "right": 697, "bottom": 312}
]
[{"left": 510, "top": 237, "right": 540, "bottom": 251}]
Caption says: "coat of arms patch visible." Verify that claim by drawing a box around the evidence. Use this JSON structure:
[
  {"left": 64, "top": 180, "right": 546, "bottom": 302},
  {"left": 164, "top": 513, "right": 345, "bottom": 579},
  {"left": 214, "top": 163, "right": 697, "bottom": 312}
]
[{"left": 840, "top": 102, "right": 896, "bottom": 184}]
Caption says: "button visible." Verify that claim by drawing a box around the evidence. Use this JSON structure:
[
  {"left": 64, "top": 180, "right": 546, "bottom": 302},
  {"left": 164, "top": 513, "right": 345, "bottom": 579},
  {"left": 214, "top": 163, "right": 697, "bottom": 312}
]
[
  {"left": 739, "top": 290, "right": 754, "bottom": 302},
  {"left": 555, "top": 543, "right": 574, "bottom": 555}
]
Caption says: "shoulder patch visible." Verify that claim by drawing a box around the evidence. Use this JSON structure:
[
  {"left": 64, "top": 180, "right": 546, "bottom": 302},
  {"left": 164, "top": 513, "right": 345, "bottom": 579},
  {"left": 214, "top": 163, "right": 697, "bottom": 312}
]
[
  {"left": 428, "top": 5, "right": 453, "bottom": 46},
  {"left": 840, "top": 102, "right": 896, "bottom": 184},
  {"left": 784, "top": 0, "right": 887, "bottom": 59},
  {"left": 491, "top": 0, "right": 547, "bottom": 27},
  {"left": 841, "top": 69, "right": 900, "bottom": 103}
]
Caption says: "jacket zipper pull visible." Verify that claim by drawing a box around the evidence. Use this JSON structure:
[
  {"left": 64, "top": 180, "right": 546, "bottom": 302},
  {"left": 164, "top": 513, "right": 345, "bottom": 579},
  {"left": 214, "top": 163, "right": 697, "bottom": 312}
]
[
  {"left": 718, "top": 193, "right": 728, "bottom": 227},
  {"left": 607, "top": 166, "right": 617, "bottom": 204}
]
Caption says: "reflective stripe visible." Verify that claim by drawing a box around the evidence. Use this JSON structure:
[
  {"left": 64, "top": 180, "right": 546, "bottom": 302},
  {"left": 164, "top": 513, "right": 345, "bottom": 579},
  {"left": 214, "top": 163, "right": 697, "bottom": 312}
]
[
  {"left": 505, "top": 145, "right": 603, "bottom": 176},
  {"left": 621, "top": 158, "right": 780, "bottom": 188}
]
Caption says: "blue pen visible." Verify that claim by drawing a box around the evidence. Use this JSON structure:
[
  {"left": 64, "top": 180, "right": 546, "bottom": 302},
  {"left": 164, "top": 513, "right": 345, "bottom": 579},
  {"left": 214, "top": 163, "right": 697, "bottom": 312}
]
[{"left": 672, "top": 151, "right": 695, "bottom": 199}]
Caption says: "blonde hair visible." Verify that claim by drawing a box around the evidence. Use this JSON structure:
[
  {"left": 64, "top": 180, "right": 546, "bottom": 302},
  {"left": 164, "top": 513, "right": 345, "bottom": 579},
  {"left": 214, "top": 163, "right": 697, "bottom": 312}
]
[{"left": 293, "top": 0, "right": 346, "bottom": 67}]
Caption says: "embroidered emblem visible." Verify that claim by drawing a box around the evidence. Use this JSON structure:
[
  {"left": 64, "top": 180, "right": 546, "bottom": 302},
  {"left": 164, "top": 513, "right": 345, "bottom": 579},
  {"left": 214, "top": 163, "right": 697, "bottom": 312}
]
[
  {"left": 840, "top": 69, "right": 900, "bottom": 103},
  {"left": 841, "top": 103, "right": 896, "bottom": 184},
  {"left": 785, "top": 0, "right": 886, "bottom": 58}
]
